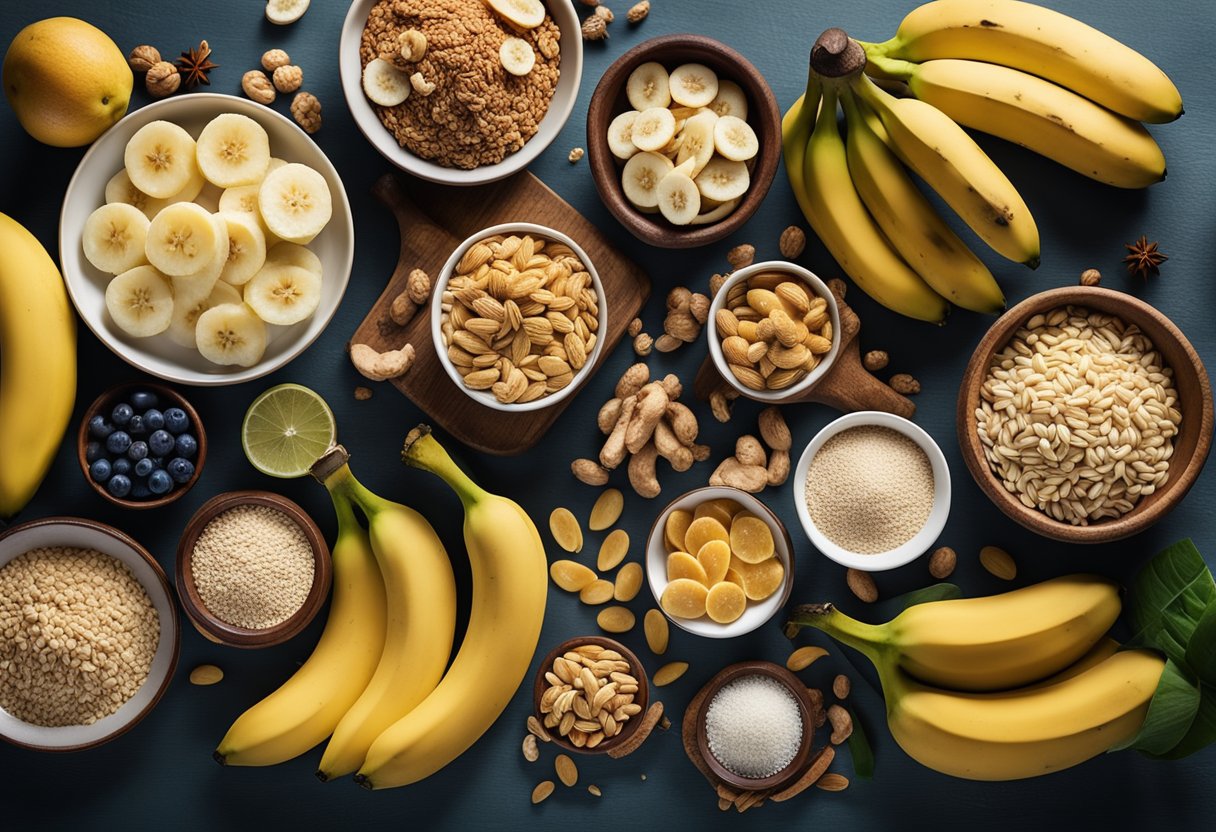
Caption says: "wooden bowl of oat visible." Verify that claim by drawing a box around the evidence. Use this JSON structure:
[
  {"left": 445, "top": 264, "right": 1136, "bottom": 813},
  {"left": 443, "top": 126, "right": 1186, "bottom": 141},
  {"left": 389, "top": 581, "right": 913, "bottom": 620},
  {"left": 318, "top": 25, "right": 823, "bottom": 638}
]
[{"left": 957, "top": 286, "right": 1213, "bottom": 543}]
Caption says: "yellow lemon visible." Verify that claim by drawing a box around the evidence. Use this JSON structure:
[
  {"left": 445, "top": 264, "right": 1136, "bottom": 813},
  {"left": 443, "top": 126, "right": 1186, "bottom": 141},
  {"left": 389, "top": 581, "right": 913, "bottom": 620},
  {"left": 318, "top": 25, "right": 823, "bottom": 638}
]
[{"left": 3, "top": 17, "right": 132, "bottom": 147}]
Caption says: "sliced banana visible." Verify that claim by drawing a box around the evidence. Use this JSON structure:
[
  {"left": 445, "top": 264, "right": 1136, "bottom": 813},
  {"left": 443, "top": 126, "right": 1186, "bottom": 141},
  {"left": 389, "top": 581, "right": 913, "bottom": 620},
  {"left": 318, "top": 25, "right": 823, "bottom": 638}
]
[
  {"left": 669, "top": 63, "right": 720, "bottom": 109},
  {"left": 695, "top": 157, "right": 750, "bottom": 202},
  {"left": 713, "top": 115, "right": 759, "bottom": 162},
  {"left": 708, "top": 80, "right": 748, "bottom": 120},
  {"left": 674, "top": 110, "right": 719, "bottom": 178},
  {"left": 105, "top": 169, "right": 173, "bottom": 220},
  {"left": 264, "top": 242, "right": 322, "bottom": 278},
  {"left": 690, "top": 198, "right": 740, "bottom": 225},
  {"left": 626, "top": 62, "right": 671, "bottom": 111},
  {"left": 244, "top": 263, "right": 321, "bottom": 325},
  {"left": 196, "top": 114, "right": 271, "bottom": 189},
  {"left": 124, "top": 121, "right": 198, "bottom": 199},
  {"left": 258, "top": 163, "right": 332, "bottom": 245},
  {"left": 167, "top": 280, "right": 242, "bottom": 348},
  {"left": 630, "top": 107, "right": 677, "bottom": 153},
  {"left": 169, "top": 214, "right": 229, "bottom": 301},
  {"left": 83, "top": 203, "right": 150, "bottom": 275},
  {"left": 218, "top": 212, "right": 268, "bottom": 287},
  {"left": 621, "top": 151, "right": 674, "bottom": 209},
  {"left": 485, "top": 0, "right": 544, "bottom": 29},
  {"left": 145, "top": 202, "right": 218, "bottom": 277},
  {"left": 658, "top": 133, "right": 684, "bottom": 159},
  {"left": 105, "top": 265, "right": 174, "bottom": 337},
  {"left": 267, "top": 157, "right": 288, "bottom": 175},
  {"left": 656, "top": 170, "right": 701, "bottom": 226},
  {"left": 499, "top": 37, "right": 535, "bottom": 76},
  {"left": 195, "top": 303, "right": 268, "bottom": 367},
  {"left": 266, "top": 0, "right": 310, "bottom": 25},
  {"left": 607, "top": 111, "right": 640, "bottom": 161},
  {"left": 362, "top": 58, "right": 410, "bottom": 108},
  {"left": 194, "top": 182, "right": 223, "bottom": 213}
]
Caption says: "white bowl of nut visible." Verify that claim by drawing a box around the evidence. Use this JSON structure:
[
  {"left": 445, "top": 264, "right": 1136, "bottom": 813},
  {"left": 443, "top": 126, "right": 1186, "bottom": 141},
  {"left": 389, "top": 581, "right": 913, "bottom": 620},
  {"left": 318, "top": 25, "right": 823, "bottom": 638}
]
[
  {"left": 706, "top": 261, "right": 842, "bottom": 402},
  {"left": 431, "top": 222, "right": 607, "bottom": 412},
  {"left": 339, "top": 0, "right": 583, "bottom": 186}
]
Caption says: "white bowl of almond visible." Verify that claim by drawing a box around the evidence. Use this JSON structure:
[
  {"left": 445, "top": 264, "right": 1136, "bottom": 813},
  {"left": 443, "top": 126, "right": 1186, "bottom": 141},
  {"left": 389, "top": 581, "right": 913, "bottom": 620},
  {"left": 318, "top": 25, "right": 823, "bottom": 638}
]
[{"left": 430, "top": 223, "right": 608, "bottom": 412}]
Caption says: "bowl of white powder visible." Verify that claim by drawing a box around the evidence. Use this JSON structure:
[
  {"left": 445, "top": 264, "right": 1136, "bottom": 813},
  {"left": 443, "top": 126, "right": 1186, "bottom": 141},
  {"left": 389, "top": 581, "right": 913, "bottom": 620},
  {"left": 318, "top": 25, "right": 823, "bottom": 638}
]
[{"left": 793, "top": 411, "right": 951, "bottom": 571}]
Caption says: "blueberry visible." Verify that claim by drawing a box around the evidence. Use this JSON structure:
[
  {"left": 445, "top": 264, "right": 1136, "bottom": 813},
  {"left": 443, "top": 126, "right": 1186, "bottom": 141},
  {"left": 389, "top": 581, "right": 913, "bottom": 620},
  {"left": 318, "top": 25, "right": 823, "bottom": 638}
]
[
  {"left": 85, "top": 441, "right": 103, "bottom": 463},
  {"left": 163, "top": 407, "right": 189, "bottom": 434},
  {"left": 148, "top": 429, "right": 175, "bottom": 457},
  {"left": 167, "top": 457, "right": 195, "bottom": 484},
  {"left": 88, "top": 415, "right": 114, "bottom": 439},
  {"left": 110, "top": 402, "right": 133, "bottom": 426},
  {"left": 130, "top": 481, "right": 151, "bottom": 500},
  {"left": 127, "top": 414, "right": 146, "bottom": 436},
  {"left": 111, "top": 458, "right": 132, "bottom": 476},
  {"left": 143, "top": 409, "right": 165, "bottom": 431},
  {"left": 134, "top": 458, "right": 155, "bottom": 478},
  {"left": 130, "top": 391, "right": 159, "bottom": 411},
  {"left": 105, "top": 431, "right": 132, "bottom": 455},
  {"left": 89, "top": 458, "right": 112, "bottom": 483},
  {"left": 127, "top": 440, "right": 149, "bottom": 461},
  {"left": 106, "top": 474, "right": 132, "bottom": 498},
  {"left": 148, "top": 469, "right": 173, "bottom": 495},
  {"left": 174, "top": 433, "right": 197, "bottom": 459}
]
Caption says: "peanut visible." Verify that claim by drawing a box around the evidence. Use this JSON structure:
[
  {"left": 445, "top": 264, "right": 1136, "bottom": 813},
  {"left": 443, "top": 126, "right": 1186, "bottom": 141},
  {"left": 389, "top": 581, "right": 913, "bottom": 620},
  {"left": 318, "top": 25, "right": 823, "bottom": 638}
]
[{"left": 571, "top": 458, "right": 610, "bottom": 486}]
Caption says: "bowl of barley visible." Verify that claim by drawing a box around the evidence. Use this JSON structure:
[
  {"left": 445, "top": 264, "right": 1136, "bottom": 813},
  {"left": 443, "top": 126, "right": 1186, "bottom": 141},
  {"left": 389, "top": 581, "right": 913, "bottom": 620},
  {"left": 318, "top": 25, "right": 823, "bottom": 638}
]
[{"left": 958, "top": 286, "right": 1213, "bottom": 543}]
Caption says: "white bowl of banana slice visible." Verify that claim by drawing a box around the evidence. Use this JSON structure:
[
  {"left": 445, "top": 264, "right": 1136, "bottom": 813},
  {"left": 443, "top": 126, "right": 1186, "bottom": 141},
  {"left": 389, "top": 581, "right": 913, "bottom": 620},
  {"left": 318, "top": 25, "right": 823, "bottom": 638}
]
[{"left": 59, "top": 93, "right": 354, "bottom": 386}]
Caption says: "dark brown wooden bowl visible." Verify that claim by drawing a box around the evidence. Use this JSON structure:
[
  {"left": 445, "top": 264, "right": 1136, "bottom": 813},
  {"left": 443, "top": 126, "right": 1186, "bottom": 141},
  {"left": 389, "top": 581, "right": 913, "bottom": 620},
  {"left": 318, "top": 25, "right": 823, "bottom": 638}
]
[
  {"left": 694, "top": 660, "right": 815, "bottom": 792},
  {"left": 175, "top": 490, "right": 332, "bottom": 648},
  {"left": 957, "top": 286, "right": 1213, "bottom": 543},
  {"left": 532, "top": 635, "right": 650, "bottom": 755},
  {"left": 586, "top": 34, "right": 782, "bottom": 249},
  {"left": 77, "top": 381, "right": 207, "bottom": 509}
]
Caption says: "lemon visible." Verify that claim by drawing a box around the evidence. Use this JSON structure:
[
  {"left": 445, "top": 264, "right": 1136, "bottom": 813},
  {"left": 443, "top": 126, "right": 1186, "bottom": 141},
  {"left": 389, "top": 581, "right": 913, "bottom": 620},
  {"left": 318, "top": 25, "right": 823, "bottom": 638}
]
[{"left": 242, "top": 384, "right": 336, "bottom": 478}]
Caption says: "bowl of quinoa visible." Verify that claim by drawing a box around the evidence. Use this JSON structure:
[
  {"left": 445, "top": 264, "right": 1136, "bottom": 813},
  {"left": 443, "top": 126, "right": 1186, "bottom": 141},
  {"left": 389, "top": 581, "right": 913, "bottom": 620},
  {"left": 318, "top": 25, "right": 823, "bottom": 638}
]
[
  {"left": 340, "top": 0, "right": 583, "bottom": 185},
  {"left": 0, "top": 517, "right": 179, "bottom": 751}
]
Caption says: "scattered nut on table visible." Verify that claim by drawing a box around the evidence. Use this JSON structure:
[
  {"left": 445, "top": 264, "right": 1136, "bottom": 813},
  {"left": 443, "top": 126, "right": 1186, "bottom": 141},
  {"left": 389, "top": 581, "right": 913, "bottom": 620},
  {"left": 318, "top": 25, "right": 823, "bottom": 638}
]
[
  {"left": 261, "top": 48, "right": 291, "bottom": 71},
  {"left": 405, "top": 268, "right": 432, "bottom": 305},
  {"left": 582, "top": 14, "right": 608, "bottom": 40},
  {"left": 863, "top": 350, "right": 889, "bottom": 372},
  {"left": 350, "top": 343, "right": 415, "bottom": 381},
  {"left": 889, "top": 373, "right": 920, "bottom": 395},
  {"left": 779, "top": 226, "right": 806, "bottom": 259},
  {"left": 628, "top": 0, "right": 651, "bottom": 23},
  {"left": 273, "top": 64, "right": 303, "bottom": 93},
  {"left": 354, "top": 386, "right": 373, "bottom": 401},
  {"left": 568, "top": 147, "right": 585, "bottom": 163},
  {"left": 146, "top": 61, "right": 180, "bottom": 98},
  {"left": 1080, "top": 268, "right": 1102, "bottom": 286},
  {"left": 241, "top": 70, "right": 275, "bottom": 104},
  {"left": 291, "top": 92, "right": 322, "bottom": 133},
  {"left": 727, "top": 244, "right": 756, "bottom": 269}
]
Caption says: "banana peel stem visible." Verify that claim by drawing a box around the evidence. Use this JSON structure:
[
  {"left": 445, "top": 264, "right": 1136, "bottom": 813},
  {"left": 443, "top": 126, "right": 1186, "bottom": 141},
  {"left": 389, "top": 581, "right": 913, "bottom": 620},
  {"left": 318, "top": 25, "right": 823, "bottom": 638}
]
[
  {"left": 401, "top": 424, "right": 486, "bottom": 509},
  {"left": 786, "top": 603, "right": 888, "bottom": 666},
  {"left": 865, "top": 53, "right": 917, "bottom": 82}
]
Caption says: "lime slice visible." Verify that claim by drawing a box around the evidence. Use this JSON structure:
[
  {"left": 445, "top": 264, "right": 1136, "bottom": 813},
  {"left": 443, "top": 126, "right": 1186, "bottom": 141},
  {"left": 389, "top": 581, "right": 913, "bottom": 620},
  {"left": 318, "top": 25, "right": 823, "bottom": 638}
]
[{"left": 242, "top": 383, "right": 337, "bottom": 478}]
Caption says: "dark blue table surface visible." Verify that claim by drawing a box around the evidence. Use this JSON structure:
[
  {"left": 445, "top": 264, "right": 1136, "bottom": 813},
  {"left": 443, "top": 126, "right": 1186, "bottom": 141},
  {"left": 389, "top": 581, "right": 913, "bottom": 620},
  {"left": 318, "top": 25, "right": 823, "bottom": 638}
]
[{"left": 1, "top": 1, "right": 1213, "bottom": 829}]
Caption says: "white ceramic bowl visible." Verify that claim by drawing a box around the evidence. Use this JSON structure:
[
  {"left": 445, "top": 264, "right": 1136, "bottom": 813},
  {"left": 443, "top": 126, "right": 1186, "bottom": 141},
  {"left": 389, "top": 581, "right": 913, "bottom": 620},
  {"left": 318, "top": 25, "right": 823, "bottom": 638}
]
[
  {"left": 0, "top": 517, "right": 180, "bottom": 751},
  {"left": 646, "top": 487, "right": 794, "bottom": 639},
  {"left": 792, "top": 411, "right": 952, "bottom": 572},
  {"left": 706, "top": 261, "right": 842, "bottom": 402},
  {"left": 339, "top": 0, "right": 583, "bottom": 186},
  {"left": 59, "top": 93, "right": 354, "bottom": 386},
  {"left": 431, "top": 222, "right": 607, "bottom": 412}
]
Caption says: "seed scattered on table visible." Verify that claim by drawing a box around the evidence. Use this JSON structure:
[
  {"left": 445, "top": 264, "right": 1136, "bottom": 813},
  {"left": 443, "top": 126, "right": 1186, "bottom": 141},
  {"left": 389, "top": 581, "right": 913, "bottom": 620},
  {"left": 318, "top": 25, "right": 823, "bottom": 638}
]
[
  {"left": 531, "top": 780, "right": 555, "bottom": 804},
  {"left": 980, "top": 545, "right": 1017, "bottom": 581},
  {"left": 190, "top": 664, "right": 224, "bottom": 686},
  {"left": 786, "top": 645, "right": 828, "bottom": 672}
]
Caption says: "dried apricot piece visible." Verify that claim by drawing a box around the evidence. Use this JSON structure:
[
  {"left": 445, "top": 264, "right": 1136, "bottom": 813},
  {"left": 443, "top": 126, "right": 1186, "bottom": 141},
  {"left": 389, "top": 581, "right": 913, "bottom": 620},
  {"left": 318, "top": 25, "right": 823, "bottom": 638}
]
[
  {"left": 644, "top": 608, "right": 669, "bottom": 655},
  {"left": 730, "top": 555, "right": 785, "bottom": 601},
  {"left": 706, "top": 581, "right": 747, "bottom": 623},
  {"left": 597, "top": 528, "right": 630, "bottom": 571},
  {"left": 660, "top": 577, "right": 709, "bottom": 619},
  {"left": 550, "top": 559, "right": 597, "bottom": 592},
  {"left": 729, "top": 512, "right": 775, "bottom": 564},
  {"left": 693, "top": 498, "right": 743, "bottom": 529},
  {"left": 724, "top": 567, "right": 744, "bottom": 587},
  {"left": 696, "top": 539, "right": 731, "bottom": 585},
  {"left": 664, "top": 509, "right": 693, "bottom": 552},
  {"left": 667, "top": 551, "right": 709, "bottom": 585},
  {"left": 683, "top": 516, "right": 729, "bottom": 558},
  {"left": 550, "top": 507, "right": 583, "bottom": 553},
  {"left": 597, "top": 605, "right": 636, "bottom": 633},
  {"left": 614, "top": 562, "right": 643, "bottom": 602},
  {"left": 589, "top": 488, "right": 624, "bottom": 531},
  {"left": 579, "top": 579, "right": 615, "bottom": 605}
]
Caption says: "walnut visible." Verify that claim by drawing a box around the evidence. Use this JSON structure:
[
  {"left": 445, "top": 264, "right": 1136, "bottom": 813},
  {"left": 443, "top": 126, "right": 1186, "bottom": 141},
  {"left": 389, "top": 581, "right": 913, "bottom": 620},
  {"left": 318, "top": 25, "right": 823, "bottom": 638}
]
[
  {"left": 568, "top": 147, "right": 585, "bottom": 163},
  {"left": 398, "top": 29, "right": 427, "bottom": 62},
  {"left": 779, "top": 226, "right": 806, "bottom": 259},
  {"left": 409, "top": 72, "right": 435, "bottom": 96},
  {"left": 727, "top": 244, "right": 755, "bottom": 269},
  {"left": 146, "top": 62, "right": 180, "bottom": 98},
  {"left": 709, "top": 273, "right": 727, "bottom": 296},
  {"left": 890, "top": 373, "right": 921, "bottom": 395},
  {"left": 582, "top": 14, "right": 608, "bottom": 40},
  {"left": 595, "top": 5, "right": 615, "bottom": 21},
  {"left": 273, "top": 64, "right": 303, "bottom": 93},
  {"left": 627, "top": 0, "right": 651, "bottom": 22},
  {"left": 654, "top": 334, "right": 682, "bottom": 353},
  {"left": 241, "top": 70, "right": 275, "bottom": 104},
  {"left": 1080, "top": 268, "right": 1102, "bottom": 286},
  {"left": 261, "top": 48, "right": 291, "bottom": 72},
  {"left": 627, "top": 318, "right": 643, "bottom": 337},
  {"left": 406, "top": 268, "right": 432, "bottom": 305},
  {"left": 666, "top": 286, "right": 692, "bottom": 311},
  {"left": 290, "top": 92, "right": 322, "bottom": 133},
  {"left": 665, "top": 310, "right": 700, "bottom": 343},
  {"left": 827, "top": 277, "right": 847, "bottom": 298},
  {"left": 863, "top": 350, "right": 889, "bottom": 372},
  {"left": 633, "top": 333, "right": 654, "bottom": 356},
  {"left": 354, "top": 386, "right": 373, "bottom": 401},
  {"left": 689, "top": 293, "right": 710, "bottom": 325},
  {"left": 128, "top": 45, "right": 161, "bottom": 74}
]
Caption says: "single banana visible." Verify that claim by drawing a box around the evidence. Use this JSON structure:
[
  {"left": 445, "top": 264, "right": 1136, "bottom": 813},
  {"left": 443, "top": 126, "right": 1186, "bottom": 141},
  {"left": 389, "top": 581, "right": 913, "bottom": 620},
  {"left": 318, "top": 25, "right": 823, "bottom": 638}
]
[
  {"left": 798, "top": 84, "right": 950, "bottom": 323},
  {"left": 866, "top": 0, "right": 1182, "bottom": 124},
  {"left": 215, "top": 480, "right": 386, "bottom": 766},
  {"left": 354, "top": 426, "right": 548, "bottom": 789},
  {"left": 852, "top": 73, "right": 1040, "bottom": 267},
  {"left": 867, "top": 54, "right": 1167, "bottom": 189},
  {"left": 787, "top": 574, "right": 1122, "bottom": 691},
  {"left": 841, "top": 90, "right": 1004, "bottom": 313},
  {"left": 315, "top": 456, "right": 457, "bottom": 781},
  {"left": 781, "top": 65, "right": 820, "bottom": 231},
  {"left": 0, "top": 212, "right": 76, "bottom": 520}
]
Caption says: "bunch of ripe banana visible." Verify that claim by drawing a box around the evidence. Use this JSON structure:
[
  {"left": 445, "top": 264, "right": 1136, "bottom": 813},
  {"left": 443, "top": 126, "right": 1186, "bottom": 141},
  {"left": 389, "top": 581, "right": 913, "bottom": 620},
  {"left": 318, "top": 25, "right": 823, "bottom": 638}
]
[
  {"left": 215, "top": 426, "right": 548, "bottom": 790},
  {"left": 783, "top": 0, "right": 1182, "bottom": 322},
  {"left": 786, "top": 575, "right": 1166, "bottom": 780}
]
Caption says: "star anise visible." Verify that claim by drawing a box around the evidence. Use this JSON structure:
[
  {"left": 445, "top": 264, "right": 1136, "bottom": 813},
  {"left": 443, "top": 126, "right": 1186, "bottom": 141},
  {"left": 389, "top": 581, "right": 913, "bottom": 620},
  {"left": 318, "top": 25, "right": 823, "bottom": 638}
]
[
  {"left": 177, "top": 40, "right": 218, "bottom": 89},
  {"left": 1123, "top": 235, "right": 1168, "bottom": 280}
]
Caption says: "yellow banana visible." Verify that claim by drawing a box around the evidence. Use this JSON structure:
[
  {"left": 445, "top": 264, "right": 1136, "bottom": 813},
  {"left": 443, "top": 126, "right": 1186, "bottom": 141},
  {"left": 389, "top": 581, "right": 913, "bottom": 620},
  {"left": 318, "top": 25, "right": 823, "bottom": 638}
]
[
  {"left": 868, "top": 54, "right": 1166, "bottom": 189},
  {"left": 787, "top": 574, "right": 1122, "bottom": 691},
  {"left": 315, "top": 458, "right": 456, "bottom": 781},
  {"left": 841, "top": 90, "right": 1004, "bottom": 313},
  {"left": 215, "top": 479, "right": 386, "bottom": 766},
  {"left": 355, "top": 426, "right": 547, "bottom": 789},
  {"left": 852, "top": 72, "right": 1040, "bottom": 267},
  {"left": 781, "top": 65, "right": 820, "bottom": 229},
  {"left": 867, "top": 0, "right": 1182, "bottom": 124},
  {"left": 0, "top": 212, "right": 76, "bottom": 519}
]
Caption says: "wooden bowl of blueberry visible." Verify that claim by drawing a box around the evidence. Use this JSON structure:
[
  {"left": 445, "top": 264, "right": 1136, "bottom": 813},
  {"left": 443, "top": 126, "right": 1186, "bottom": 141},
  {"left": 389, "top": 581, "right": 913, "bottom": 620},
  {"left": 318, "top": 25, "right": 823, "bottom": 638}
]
[{"left": 77, "top": 382, "right": 206, "bottom": 508}]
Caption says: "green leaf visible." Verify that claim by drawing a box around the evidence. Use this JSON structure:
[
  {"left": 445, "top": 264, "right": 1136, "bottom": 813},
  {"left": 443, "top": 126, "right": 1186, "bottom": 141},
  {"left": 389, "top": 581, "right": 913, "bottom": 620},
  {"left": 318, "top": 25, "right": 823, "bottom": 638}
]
[
  {"left": 1184, "top": 603, "right": 1216, "bottom": 688},
  {"left": 846, "top": 706, "right": 874, "bottom": 779},
  {"left": 1111, "top": 658, "right": 1199, "bottom": 754},
  {"left": 892, "top": 582, "right": 961, "bottom": 612},
  {"left": 1127, "top": 539, "right": 1216, "bottom": 666},
  {"left": 1153, "top": 684, "right": 1216, "bottom": 760}
]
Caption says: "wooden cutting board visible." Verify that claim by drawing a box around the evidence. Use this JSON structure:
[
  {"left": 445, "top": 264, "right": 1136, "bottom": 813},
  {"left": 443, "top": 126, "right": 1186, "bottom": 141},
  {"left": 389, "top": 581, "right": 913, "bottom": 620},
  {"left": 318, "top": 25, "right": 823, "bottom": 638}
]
[{"left": 353, "top": 172, "right": 651, "bottom": 456}]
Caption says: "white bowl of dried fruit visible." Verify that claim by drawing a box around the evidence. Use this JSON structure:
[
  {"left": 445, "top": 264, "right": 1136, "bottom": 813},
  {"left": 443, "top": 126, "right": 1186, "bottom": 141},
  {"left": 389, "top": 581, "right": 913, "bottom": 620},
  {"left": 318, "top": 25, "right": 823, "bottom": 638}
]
[
  {"left": 431, "top": 222, "right": 607, "bottom": 412},
  {"left": 58, "top": 93, "right": 353, "bottom": 386}
]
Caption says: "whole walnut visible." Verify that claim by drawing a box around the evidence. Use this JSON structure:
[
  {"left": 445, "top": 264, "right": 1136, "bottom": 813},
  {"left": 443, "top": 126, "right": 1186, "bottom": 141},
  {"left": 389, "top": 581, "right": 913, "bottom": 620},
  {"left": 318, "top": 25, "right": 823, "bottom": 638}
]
[
  {"left": 241, "top": 70, "right": 275, "bottom": 105},
  {"left": 273, "top": 65, "right": 303, "bottom": 93},
  {"left": 128, "top": 45, "right": 161, "bottom": 73},
  {"left": 261, "top": 48, "right": 291, "bottom": 72},
  {"left": 146, "top": 62, "right": 180, "bottom": 98},
  {"left": 290, "top": 92, "right": 322, "bottom": 133}
]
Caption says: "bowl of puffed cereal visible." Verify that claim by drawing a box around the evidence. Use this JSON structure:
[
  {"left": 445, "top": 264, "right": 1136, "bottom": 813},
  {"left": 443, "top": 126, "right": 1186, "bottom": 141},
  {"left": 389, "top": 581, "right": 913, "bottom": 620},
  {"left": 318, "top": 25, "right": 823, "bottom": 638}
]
[{"left": 340, "top": 0, "right": 583, "bottom": 185}]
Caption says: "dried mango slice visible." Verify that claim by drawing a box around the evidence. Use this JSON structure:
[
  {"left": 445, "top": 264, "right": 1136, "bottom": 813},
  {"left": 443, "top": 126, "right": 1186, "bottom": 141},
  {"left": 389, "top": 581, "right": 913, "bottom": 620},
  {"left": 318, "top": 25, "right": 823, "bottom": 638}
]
[
  {"left": 706, "top": 581, "right": 747, "bottom": 623},
  {"left": 729, "top": 512, "right": 775, "bottom": 563},
  {"left": 614, "top": 562, "right": 643, "bottom": 602},
  {"left": 693, "top": 498, "right": 743, "bottom": 529},
  {"left": 683, "top": 516, "right": 729, "bottom": 558},
  {"left": 724, "top": 567, "right": 744, "bottom": 587},
  {"left": 579, "top": 579, "right": 615, "bottom": 605},
  {"left": 550, "top": 559, "right": 597, "bottom": 592},
  {"left": 664, "top": 509, "right": 693, "bottom": 552},
  {"left": 660, "top": 577, "right": 709, "bottom": 619},
  {"left": 696, "top": 539, "right": 731, "bottom": 585},
  {"left": 597, "top": 528, "right": 630, "bottom": 571},
  {"left": 729, "top": 555, "right": 785, "bottom": 601},
  {"left": 667, "top": 551, "right": 709, "bottom": 585}
]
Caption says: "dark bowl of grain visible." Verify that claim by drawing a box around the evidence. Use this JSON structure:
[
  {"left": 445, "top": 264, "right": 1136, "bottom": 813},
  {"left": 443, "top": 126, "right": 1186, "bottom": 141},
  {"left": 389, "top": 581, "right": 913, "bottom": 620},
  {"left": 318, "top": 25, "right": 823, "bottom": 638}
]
[
  {"left": 175, "top": 490, "right": 332, "bottom": 648},
  {"left": 958, "top": 286, "right": 1213, "bottom": 544}
]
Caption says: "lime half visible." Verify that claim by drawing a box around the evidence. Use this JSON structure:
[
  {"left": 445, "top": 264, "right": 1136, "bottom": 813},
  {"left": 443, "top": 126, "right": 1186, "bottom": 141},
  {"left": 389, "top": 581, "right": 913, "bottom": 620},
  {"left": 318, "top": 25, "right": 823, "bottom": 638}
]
[{"left": 242, "top": 384, "right": 337, "bottom": 478}]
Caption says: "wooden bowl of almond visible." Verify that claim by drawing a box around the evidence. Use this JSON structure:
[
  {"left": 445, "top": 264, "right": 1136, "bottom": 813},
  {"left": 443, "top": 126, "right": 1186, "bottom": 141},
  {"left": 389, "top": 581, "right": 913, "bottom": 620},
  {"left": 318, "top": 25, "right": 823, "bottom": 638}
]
[{"left": 532, "top": 636, "right": 650, "bottom": 755}]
